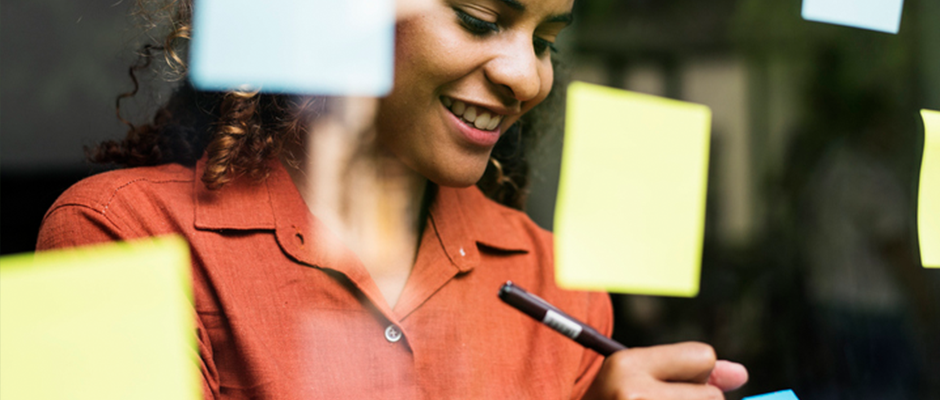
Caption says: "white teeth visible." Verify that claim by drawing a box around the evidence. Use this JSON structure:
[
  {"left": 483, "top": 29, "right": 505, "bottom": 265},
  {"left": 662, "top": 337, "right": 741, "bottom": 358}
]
[
  {"left": 464, "top": 106, "right": 477, "bottom": 122},
  {"left": 451, "top": 100, "right": 466, "bottom": 116},
  {"left": 445, "top": 98, "right": 503, "bottom": 131},
  {"left": 474, "top": 112, "right": 491, "bottom": 129},
  {"left": 486, "top": 115, "right": 501, "bottom": 131}
]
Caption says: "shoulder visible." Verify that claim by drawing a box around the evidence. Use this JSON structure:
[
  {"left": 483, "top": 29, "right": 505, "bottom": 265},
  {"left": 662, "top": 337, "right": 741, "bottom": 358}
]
[
  {"left": 47, "top": 164, "right": 194, "bottom": 212},
  {"left": 491, "top": 194, "right": 550, "bottom": 236},
  {"left": 38, "top": 164, "right": 196, "bottom": 250}
]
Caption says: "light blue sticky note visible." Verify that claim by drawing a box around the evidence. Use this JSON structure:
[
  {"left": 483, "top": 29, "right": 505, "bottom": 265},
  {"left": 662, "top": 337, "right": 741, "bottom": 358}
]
[
  {"left": 743, "top": 389, "right": 801, "bottom": 400},
  {"left": 802, "top": 0, "right": 904, "bottom": 34},
  {"left": 190, "top": 0, "right": 395, "bottom": 95}
]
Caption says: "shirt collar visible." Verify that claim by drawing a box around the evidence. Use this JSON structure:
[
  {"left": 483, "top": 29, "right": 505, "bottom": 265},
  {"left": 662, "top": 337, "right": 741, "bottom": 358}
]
[
  {"left": 192, "top": 156, "right": 342, "bottom": 268},
  {"left": 192, "top": 156, "right": 533, "bottom": 270},
  {"left": 193, "top": 156, "right": 276, "bottom": 231},
  {"left": 429, "top": 185, "right": 532, "bottom": 272}
]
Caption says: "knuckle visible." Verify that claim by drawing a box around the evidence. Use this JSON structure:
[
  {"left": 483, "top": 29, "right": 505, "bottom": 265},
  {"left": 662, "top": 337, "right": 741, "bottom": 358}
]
[
  {"left": 703, "top": 385, "right": 724, "bottom": 400},
  {"left": 687, "top": 341, "right": 717, "bottom": 365},
  {"left": 607, "top": 349, "right": 636, "bottom": 369},
  {"left": 616, "top": 389, "right": 648, "bottom": 400},
  {"left": 605, "top": 376, "right": 652, "bottom": 400}
]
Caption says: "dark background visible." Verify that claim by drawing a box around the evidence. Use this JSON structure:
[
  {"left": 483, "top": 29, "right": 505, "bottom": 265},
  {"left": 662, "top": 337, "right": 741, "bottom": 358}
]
[{"left": 3, "top": 1, "right": 940, "bottom": 399}]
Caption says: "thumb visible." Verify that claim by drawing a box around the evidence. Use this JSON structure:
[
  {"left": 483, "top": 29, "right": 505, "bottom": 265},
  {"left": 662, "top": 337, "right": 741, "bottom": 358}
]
[{"left": 707, "top": 360, "right": 749, "bottom": 392}]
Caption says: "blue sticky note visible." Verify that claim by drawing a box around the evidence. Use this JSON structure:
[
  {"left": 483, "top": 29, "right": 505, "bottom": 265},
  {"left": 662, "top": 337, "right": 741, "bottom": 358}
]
[
  {"left": 743, "top": 389, "right": 801, "bottom": 400},
  {"left": 190, "top": 0, "right": 395, "bottom": 95},
  {"left": 802, "top": 0, "right": 904, "bottom": 34}
]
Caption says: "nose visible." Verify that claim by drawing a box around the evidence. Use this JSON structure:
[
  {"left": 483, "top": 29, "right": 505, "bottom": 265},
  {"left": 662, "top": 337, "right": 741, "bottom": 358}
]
[{"left": 483, "top": 34, "right": 543, "bottom": 104}]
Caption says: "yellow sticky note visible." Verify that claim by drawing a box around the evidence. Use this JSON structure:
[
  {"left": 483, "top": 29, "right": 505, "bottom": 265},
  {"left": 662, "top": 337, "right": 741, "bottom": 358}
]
[
  {"left": 0, "top": 236, "right": 199, "bottom": 400},
  {"left": 919, "top": 109, "right": 940, "bottom": 268},
  {"left": 555, "top": 82, "right": 711, "bottom": 297}
]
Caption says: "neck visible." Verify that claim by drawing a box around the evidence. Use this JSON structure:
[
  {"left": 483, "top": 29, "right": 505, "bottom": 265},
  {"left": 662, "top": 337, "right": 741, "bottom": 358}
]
[{"left": 282, "top": 99, "right": 428, "bottom": 307}]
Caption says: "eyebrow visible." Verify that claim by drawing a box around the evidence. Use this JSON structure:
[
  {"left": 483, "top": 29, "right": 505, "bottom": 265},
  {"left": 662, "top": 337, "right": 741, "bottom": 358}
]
[
  {"left": 496, "top": 0, "right": 574, "bottom": 26},
  {"left": 498, "top": 0, "right": 526, "bottom": 11},
  {"left": 545, "top": 12, "right": 574, "bottom": 26}
]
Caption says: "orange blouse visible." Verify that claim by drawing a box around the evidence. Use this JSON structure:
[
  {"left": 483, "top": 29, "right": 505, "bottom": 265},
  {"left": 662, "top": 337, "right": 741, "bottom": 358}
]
[{"left": 37, "top": 158, "right": 612, "bottom": 400}]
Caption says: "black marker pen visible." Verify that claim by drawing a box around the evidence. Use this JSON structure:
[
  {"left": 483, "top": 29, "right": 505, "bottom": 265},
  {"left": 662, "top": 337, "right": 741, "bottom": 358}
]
[{"left": 498, "top": 281, "right": 627, "bottom": 357}]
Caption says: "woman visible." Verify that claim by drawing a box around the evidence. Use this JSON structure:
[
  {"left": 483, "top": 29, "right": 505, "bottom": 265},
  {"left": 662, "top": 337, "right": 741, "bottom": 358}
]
[{"left": 37, "top": 0, "right": 747, "bottom": 398}]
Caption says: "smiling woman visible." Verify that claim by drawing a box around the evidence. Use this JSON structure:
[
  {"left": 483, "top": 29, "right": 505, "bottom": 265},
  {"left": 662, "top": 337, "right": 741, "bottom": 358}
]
[
  {"left": 377, "top": 0, "right": 572, "bottom": 187},
  {"left": 36, "top": 0, "right": 746, "bottom": 399}
]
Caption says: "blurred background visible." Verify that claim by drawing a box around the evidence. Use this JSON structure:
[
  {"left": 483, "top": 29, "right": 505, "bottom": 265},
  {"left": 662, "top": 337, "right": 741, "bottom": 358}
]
[{"left": 2, "top": 0, "right": 939, "bottom": 399}]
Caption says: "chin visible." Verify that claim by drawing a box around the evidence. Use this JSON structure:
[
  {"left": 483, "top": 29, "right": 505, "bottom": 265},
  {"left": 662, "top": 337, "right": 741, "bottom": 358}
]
[{"left": 419, "top": 157, "right": 489, "bottom": 188}]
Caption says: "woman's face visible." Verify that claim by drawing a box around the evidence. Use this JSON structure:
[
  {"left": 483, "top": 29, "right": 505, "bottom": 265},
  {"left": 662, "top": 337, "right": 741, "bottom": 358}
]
[{"left": 376, "top": 0, "right": 574, "bottom": 187}]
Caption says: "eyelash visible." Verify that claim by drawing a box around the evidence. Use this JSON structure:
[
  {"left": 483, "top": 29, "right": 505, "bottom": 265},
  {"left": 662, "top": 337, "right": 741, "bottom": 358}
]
[
  {"left": 454, "top": 8, "right": 498, "bottom": 35},
  {"left": 453, "top": 8, "right": 558, "bottom": 57},
  {"left": 533, "top": 37, "right": 558, "bottom": 56}
]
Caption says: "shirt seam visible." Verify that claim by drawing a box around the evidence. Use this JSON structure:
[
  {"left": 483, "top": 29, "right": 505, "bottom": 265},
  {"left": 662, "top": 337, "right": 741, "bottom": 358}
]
[
  {"left": 101, "top": 177, "right": 192, "bottom": 215},
  {"left": 42, "top": 203, "right": 129, "bottom": 238},
  {"left": 44, "top": 176, "right": 192, "bottom": 237}
]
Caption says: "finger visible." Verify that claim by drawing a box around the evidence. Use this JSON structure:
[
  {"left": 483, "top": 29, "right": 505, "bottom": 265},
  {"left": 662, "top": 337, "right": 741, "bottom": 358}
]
[
  {"left": 641, "top": 380, "right": 725, "bottom": 400},
  {"left": 612, "top": 342, "right": 717, "bottom": 383},
  {"left": 707, "top": 360, "right": 749, "bottom": 392}
]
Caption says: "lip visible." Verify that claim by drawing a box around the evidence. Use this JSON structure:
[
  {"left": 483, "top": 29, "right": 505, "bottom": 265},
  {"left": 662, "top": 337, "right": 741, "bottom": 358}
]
[{"left": 442, "top": 100, "right": 502, "bottom": 148}]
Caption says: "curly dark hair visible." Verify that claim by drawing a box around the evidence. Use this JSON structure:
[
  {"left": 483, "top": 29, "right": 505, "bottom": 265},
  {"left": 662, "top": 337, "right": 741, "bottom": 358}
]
[{"left": 92, "top": 0, "right": 566, "bottom": 210}]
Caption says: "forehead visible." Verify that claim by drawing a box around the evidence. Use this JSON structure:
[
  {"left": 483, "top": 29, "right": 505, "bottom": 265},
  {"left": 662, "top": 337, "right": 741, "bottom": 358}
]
[{"left": 492, "top": 0, "right": 575, "bottom": 17}]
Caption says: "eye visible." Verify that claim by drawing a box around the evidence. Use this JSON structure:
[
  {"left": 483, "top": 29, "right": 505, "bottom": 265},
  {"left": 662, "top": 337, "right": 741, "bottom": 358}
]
[
  {"left": 533, "top": 37, "right": 557, "bottom": 57},
  {"left": 454, "top": 8, "right": 498, "bottom": 36}
]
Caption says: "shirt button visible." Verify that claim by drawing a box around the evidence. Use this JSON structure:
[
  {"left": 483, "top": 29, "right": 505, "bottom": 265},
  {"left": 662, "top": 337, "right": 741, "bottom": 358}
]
[
  {"left": 459, "top": 247, "right": 466, "bottom": 257},
  {"left": 384, "top": 324, "right": 402, "bottom": 343}
]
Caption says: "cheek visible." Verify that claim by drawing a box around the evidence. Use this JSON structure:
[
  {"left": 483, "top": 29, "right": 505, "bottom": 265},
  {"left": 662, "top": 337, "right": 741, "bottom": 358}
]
[
  {"left": 393, "top": 17, "right": 464, "bottom": 88},
  {"left": 391, "top": 22, "right": 425, "bottom": 87},
  {"left": 380, "top": 21, "right": 440, "bottom": 130}
]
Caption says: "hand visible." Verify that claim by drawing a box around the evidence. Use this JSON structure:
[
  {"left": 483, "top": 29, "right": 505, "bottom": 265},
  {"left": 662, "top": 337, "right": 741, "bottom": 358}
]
[{"left": 583, "top": 342, "right": 748, "bottom": 400}]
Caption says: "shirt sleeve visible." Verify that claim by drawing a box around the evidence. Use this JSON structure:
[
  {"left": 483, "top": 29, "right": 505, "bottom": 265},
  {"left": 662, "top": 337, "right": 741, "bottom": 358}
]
[
  {"left": 570, "top": 291, "right": 614, "bottom": 400},
  {"left": 36, "top": 203, "right": 220, "bottom": 400},
  {"left": 37, "top": 204, "right": 128, "bottom": 250}
]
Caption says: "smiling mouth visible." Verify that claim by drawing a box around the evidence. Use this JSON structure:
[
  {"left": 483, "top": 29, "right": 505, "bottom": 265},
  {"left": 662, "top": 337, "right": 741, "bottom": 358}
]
[{"left": 441, "top": 96, "right": 503, "bottom": 132}]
